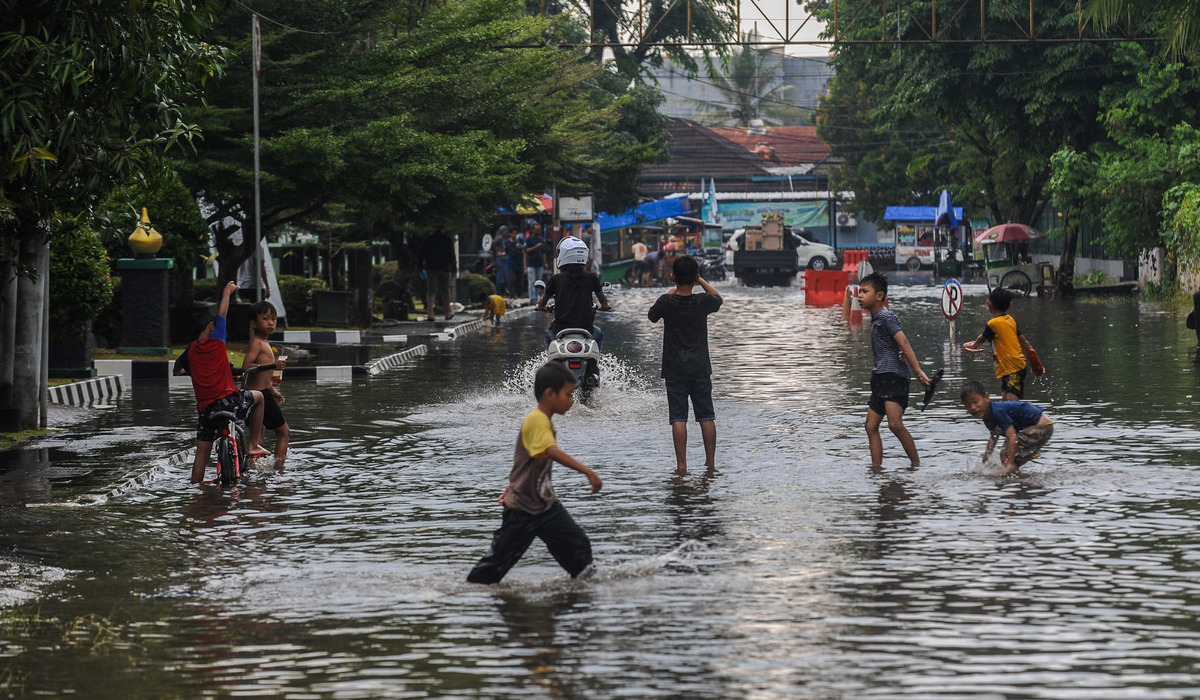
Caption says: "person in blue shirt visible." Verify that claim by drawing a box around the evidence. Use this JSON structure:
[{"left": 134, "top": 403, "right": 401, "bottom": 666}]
[{"left": 960, "top": 380, "right": 1054, "bottom": 475}]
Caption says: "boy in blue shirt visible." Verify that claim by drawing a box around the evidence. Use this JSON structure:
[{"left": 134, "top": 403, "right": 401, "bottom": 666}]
[{"left": 960, "top": 380, "right": 1054, "bottom": 475}]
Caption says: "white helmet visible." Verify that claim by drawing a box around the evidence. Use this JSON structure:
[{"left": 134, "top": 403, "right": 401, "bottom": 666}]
[{"left": 557, "top": 237, "right": 589, "bottom": 267}]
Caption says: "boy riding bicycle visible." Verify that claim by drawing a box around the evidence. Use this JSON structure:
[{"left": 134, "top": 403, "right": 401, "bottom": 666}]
[{"left": 174, "top": 282, "right": 270, "bottom": 483}]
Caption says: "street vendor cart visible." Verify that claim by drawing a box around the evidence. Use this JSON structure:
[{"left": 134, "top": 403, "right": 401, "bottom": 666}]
[{"left": 975, "top": 223, "right": 1045, "bottom": 296}]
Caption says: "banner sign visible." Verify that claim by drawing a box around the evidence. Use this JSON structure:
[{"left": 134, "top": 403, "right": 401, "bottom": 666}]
[
  {"left": 557, "top": 195, "right": 594, "bottom": 222},
  {"left": 715, "top": 201, "right": 828, "bottom": 230}
]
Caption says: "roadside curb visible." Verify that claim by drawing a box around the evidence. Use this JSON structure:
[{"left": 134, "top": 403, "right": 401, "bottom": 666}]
[{"left": 47, "top": 375, "right": 123, "bottom": 406}]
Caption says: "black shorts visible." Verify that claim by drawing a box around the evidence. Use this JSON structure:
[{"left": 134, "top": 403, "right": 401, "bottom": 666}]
[
  {"left": 868, "top": 372, "right": 909, "bottom": 415},
  {"left": 196, "top": 390, "right": 255, "bottom": 442},
  {"left": 262, "top": 390, "right": 286, "bottom": 430},
  {"left": 1000, "top": 367, "right": 1028, "bottom": 399}
]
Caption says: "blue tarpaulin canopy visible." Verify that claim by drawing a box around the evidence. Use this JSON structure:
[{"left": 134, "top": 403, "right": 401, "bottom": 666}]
[
  {"left": 884, "top": 205, "right": 964, "bottom": 223},
  {"left": 595, "top": 196, "right": 691, "bottom": 232}
]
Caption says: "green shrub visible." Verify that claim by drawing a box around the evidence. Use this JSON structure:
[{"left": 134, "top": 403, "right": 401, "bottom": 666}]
[
  {"left": 93, "top": 276, "right": 123, "bottom": 348},
  {"left": 465, "top": 273, "right": 495, "bottom": 304},
  {"left": 278, "top": 275, "right": 327, "bottom": 325},
  {"left": 193, "top": 277, "right": 217, "bottom": 301},
  {"left": 49, "top": 225, "right": 114, "bottom": 342}
]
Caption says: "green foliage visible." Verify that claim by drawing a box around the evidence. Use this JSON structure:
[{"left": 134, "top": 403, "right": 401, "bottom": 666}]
[
  {"left": 1074, "top": 269, "right": 1110, "bottom": 286},
  {"left": 814, "top": 1, "right": 1127, "bottom": 225},
  {"left": 466, "top": 273, "right": 496, "bottom": 303},
  {"left": 100, "top": 169, "right": 211, "bottom": 274},
  {"left": 192, "top": 278, "right": 217, "bottom": 302},
  {"left": 92, "top": 276, "right": 123, "bottom": 349},
  {"left": 277, "top": 275, "right": 328, "bottom": 326},
  {"left": 1, "top": 0, "right": 227, "bottom": 239},
  {"left": 1049, "top": 47, "right": 1200, "bottom": 260},
  {"left": 48, "top": 224, "right": 113, "bottom": 341},
  {"left": 181, "top": 0, "right": 667, "bottom": 285}
]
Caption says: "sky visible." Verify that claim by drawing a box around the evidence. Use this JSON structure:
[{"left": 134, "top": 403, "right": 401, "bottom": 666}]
[{"left": 736, "top": 0, "right": 830, "bottom": 56}]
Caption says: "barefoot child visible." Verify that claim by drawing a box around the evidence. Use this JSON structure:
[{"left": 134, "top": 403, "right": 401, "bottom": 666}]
[
  {"left": 481, "top": 292, "right": 507, "bottom": 326},
  {"left": 960, "top": 380, "right": 1053, "bottom": 475},
  {"left": 467, "top": 362, "right": 603, "bottom": 584},
  {"left": 962, "top": 286, "right": 1040, "bottom": 400},
  {"left": 648, "top": 255, "right": 723, "bottom": 474},
  {"left": 173, "top": 282, "right": 270, "bottom": 483},
  {"left": 857, "top": 272, "right": 931, "bottom": 468},
  {"left": 243, "top": 301, "right": 289, "bottom": 467}
]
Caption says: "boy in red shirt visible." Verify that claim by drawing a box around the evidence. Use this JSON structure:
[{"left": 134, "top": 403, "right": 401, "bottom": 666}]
[{"left": 174, "top": 282, "right": 270, "bottom": 482}]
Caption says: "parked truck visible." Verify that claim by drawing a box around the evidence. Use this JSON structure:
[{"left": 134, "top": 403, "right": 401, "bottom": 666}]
[{"left": 732, "top": 213, "right": 801, "bottom": 286}]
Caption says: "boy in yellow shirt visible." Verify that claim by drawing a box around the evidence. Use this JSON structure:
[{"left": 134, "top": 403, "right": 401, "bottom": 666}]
[
  {"left": 467, "top": 362, "right": 603, "bottom": 584},
  {"left": 481, "top": 293, "right": 506, "bottom": 326},
  {"left": 963, "top": 287, "right": 1038, "bottom": 400}
]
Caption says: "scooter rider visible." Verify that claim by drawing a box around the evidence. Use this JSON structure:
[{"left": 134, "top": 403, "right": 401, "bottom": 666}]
[{"left": 536, "top": 237, "right": 610, "bottom": 346}]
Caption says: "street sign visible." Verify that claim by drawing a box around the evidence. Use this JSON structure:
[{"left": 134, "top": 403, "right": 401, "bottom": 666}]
[{"left": 941, "top": 279, "right": 963, "bottom": 320}]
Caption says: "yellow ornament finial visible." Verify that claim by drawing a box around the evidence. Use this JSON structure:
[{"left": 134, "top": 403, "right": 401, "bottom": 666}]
[{"left": 129, "top": 206, "right": 165, "bottom": 256}]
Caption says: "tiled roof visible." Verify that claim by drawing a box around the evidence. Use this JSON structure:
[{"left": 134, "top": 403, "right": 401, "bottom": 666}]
[
  {"left": 710, "top": 125, "right": 831, "bottom": 166},
  {"left": 638, "top": 119, "right": 774, "bottom": 196}
]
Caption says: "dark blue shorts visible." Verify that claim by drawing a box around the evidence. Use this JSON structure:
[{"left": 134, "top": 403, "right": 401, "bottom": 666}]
[{"left": 666, "top": 378, "right": 715, "bottom": 424}]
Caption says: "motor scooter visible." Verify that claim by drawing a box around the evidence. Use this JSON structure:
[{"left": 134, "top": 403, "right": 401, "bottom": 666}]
[{"left": 535, "top": 279, "right": 609, "bottom": 403}]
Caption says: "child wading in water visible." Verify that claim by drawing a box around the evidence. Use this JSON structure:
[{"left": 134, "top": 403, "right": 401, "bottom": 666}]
[
  {"left": 467, "top": 362, "right": 603, "bottom": 584},
  {"left": 857, "top": 272, "right": 931, "bottom": 468},
  {"left": 960, "top": 380, "right": 1053, "bottom": 475},
  {"left": 647, "top": 255, "right": 723, "bottom": 474},
  {"left": 243, "top": 301, "right": 289, "bottom": 467},
  {"left": 963, "top": 286, "right": 1040, "bottom": 401}
]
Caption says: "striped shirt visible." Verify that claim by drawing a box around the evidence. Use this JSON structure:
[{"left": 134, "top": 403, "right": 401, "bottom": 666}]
[{"left": 870, "top": 308, "right": 909, "bottom": 378}]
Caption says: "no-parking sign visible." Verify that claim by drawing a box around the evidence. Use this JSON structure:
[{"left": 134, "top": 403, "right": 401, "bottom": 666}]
[{"left": 941, "top": 279, "right": 963, "bottom": 320}]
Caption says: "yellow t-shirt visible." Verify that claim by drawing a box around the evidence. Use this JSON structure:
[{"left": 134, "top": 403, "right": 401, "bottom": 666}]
[
  {"left": 485, "top": 294, "right": 507, "bottom": 316},
  {"left": 503, "top": 409, "right": 558, "bottom": 514},
  {"left": 984, "top": 314, "right": 1026, "bottom": 378}
]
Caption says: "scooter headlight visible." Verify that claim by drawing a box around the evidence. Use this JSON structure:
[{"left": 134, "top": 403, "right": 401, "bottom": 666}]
[{"left": 566, "top": 340, "right": 584, "bottom": 354}]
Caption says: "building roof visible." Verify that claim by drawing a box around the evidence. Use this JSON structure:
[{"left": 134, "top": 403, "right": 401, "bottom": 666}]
[
  {"left": 709, "top": 125, "right": 831, "bottom": 167},
  {"left": 638, "top": 119, "right": 776, "bottom": 197}
]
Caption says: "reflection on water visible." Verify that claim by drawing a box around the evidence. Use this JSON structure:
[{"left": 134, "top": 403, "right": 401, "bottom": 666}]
[{"left": 4, "top": 282, "right": 1200, "bottom": 697}]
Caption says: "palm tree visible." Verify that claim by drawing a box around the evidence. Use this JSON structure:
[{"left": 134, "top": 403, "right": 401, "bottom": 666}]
[
  {"left": 1086, "top": 0, "right": 1200, "bottom": 58},
  {"left": 689, "top": 33, "right": 806, "bottom": 127}
]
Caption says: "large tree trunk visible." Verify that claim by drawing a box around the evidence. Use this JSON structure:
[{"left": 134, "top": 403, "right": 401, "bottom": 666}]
[
  {"left": 13, "top": 234, "right": 47, "bottom": 429},
  {"left": 1058, "top": 222, "right": 1078, "bottom": 298},
  {"left": 0, "top": 237, "right": 18, "bottom": 409}
]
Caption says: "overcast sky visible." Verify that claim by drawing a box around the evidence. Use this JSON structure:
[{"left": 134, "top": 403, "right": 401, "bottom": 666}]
[{"left": 737, "top": 0, "right": 829, "bottom": 56}]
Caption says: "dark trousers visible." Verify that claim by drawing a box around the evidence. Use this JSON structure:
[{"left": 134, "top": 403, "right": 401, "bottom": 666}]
[{"left": 467, "top": 501, "right": 592, "bottom": 584}]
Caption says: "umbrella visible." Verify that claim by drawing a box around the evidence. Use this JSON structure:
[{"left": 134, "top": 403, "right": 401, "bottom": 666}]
[{"left": 974, "top": 223, "right": 1044, "bottom": 244}]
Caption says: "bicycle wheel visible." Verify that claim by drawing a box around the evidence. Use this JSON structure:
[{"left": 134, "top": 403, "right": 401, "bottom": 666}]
[
  {"left": 1000, "top": 270, "right": 1032, "bottom": 296},
  {"left": 216, "top": 436, "right": 237, "bottom": 486}
]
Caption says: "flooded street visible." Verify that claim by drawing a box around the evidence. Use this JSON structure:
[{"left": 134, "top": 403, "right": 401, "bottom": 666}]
[{"left": 5, "top": 279, "right": 1200, "bottom": 698}]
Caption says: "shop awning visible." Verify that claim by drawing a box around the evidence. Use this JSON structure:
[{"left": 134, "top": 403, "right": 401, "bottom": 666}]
[{"left": 884, "top": 205, "right": 964, "bottom": 223}]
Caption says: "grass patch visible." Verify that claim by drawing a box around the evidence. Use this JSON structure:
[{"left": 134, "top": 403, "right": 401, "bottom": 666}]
[
  {"left": 0, "top": 428, "right": 52, "bottom": 452},
  {"left": 93, "top": 347, "right": 245, "bottom": 366}
]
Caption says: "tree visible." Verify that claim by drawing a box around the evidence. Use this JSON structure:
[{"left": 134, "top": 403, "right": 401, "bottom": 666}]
[
  {"left": 181, "top": 0, "right": 667, "bottom": 291},
  {"left": 1086, "top": 0, "right": 1200, "bottom": 59},
  {"left": 0, "top": 0, "right": 225, "bottom": 429},
  {"left": 689, "top": 35, "right": 805, "bottom": 128},
  {"left": 812, "top": 1, "right": 1127, "bottom": 229}
]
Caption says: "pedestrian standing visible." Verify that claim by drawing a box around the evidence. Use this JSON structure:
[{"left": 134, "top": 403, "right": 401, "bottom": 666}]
[
  {"left": 525, "top": 224, "right": 546, "bottom": 303},
  {"left": 420, "top": 225, "right": 457, "bottom": 321},
  {"left": 648, "top": 256, "right": 723, "bottom": 474}
]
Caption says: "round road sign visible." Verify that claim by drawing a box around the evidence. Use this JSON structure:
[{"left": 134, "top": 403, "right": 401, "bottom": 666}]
[{"left": 941, "top": 279, "right": 963, "bottom": 320}]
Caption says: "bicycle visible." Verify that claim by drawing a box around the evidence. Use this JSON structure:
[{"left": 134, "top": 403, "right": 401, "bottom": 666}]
[{"left": 204, "top": 363, "right": 276, "bottom": 487}]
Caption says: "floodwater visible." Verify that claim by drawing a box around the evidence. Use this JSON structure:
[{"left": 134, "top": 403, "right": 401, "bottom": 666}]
[{"left": 4, "top": 279, "right": 1200, "bottom": 699}]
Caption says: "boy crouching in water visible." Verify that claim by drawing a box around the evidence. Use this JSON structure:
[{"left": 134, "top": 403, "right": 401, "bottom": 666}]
[
  {"left": 467, "top": 362, "right": 603, "bottom": 584},
  {"left": 243, "top": 301, "right": 289, "bottom": 467},
  {"left": 174, "top": 282, "right": 270, "bottom": 483},
  {"left": 960, "top": 380, "right": 1054, "bottom": 475}
]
